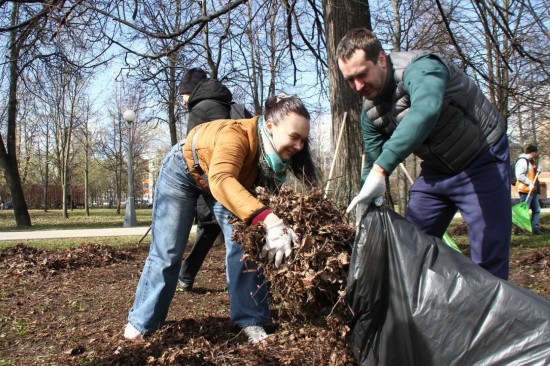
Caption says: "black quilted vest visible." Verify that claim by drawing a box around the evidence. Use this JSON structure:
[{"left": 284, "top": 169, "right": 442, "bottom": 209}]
[{"left": 363, "top": 51, "right": 505, "bottom": 174}]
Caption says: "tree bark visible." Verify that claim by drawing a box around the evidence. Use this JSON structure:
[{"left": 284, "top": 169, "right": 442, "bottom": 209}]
[
  {"left": 84, "top": 107, "right": 90, "bottom": 216},
  {"left": 168, "top": 54, "right": 178, "bottom": 145},
  {"left": 322, "top": 0, "right": 371, "bottom": 205},
  {"left": 0, "top": 3, "right": 31, "bottom": 227},
  {"left": 43, "top": 126, "right": 50, "bottom": 212}
]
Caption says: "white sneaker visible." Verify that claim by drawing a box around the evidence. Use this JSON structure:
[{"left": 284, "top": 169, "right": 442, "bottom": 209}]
[
  {"left": 243, "top": 325, "right": 268, "bottom": 344},
  {"left": 124, "top": 323, "right": 143, "bottom": 340}
]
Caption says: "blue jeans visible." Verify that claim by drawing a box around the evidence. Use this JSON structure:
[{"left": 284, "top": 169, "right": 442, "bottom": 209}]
[
  {"left": 519, "top": 192, "right": 541, "bottom": 230},
  {"left": 127, "top": 142, "right": 270, "bottom": 334},
  {"left": 406, "top": 134, "right": 511, "bottom": 280}
]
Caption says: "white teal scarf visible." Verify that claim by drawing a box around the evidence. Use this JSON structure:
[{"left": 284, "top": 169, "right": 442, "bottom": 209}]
[{"left": 257, "top": 116, "right": 289, "bottom": 192}]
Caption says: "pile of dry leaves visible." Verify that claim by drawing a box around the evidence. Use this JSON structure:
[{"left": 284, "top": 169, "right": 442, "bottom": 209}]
[
  {"left": 232, "top": 187, "right": 356, "bottom": 333},
  {"left": 0, "top": 243, "right": 133, "bottom": 278}
]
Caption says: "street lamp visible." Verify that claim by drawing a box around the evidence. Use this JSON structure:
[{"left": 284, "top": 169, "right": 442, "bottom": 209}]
[{"left": 122, "top": 109, "right": 137, "bottom": 227}]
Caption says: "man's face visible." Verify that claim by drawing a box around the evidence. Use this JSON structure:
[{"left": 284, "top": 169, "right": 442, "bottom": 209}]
[{"left": 338, "top": 49, "right": 388, "bottom": 100}]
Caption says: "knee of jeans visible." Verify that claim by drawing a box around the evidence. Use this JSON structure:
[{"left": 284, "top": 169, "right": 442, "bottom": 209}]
[{"left": 225, "top": 240, "right": 243, "bottom": 258}]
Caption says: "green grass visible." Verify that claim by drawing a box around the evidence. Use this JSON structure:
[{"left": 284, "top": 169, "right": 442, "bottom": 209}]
[
  {"left": 0, "top": 208, "right": 154, "bottom": 249},
  {"left": 0, "top": 208, "right": 199, "bottom": 250},
  {"left": 447, "top": 212, "right": 550, "bottom": 250},
  {"left": 0, "top": 208, "right": 152, "bottom": 231},
  {"left": 0, "top": 236, "right": 153, "bottom": 250}
]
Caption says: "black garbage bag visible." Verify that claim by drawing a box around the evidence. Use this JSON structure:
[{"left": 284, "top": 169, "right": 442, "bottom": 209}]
[{"left": 346, "top": 205, "right": 550, "bottom": 365}]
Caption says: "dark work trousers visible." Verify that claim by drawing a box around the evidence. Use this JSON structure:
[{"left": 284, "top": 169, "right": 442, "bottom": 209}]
[
  {"left": 178, "top": 195, "right": 222, "bottom": 287},
  {"left": 405, "top": 133, "right": 511, "bottom": 280}
]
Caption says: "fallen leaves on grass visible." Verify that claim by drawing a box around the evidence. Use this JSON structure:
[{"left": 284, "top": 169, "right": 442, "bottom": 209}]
[{"left": 0, "top": 243, "right": 134, "bottom": 278}]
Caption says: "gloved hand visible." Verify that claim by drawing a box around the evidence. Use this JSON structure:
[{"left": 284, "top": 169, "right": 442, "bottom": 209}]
[
  {"left": 529, "top": 182, "right": 535, "bottom": 191},
  {"left": 260, "top": 213, "right": 298, "bottom": 267},
  {"left": 346, "top": 169, "right": 386, "bottom": 213}
]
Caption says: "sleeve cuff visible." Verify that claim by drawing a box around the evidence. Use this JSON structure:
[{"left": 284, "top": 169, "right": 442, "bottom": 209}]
[
  {"left": 376, "top": 148, "right": 401, "bottom": 175},
  {"left": 251, "top": 208, "right": 272, "bottom": 225}
]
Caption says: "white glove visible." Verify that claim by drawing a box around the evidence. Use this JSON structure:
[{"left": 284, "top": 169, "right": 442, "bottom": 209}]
[
  {"left": 346, "top": 169, "right": 386, "bottom": 213},
  {"left": 529, "top": 183, "right": 535, "bottom": 191},
  {"left": 260, "top": 214, "right": 298, "bottom": 267}
]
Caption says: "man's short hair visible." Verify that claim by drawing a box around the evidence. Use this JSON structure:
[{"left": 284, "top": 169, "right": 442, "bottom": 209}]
[
  {"left": 525, "top": 144, "right": 538, "bottom": 154},
  {"left": 336, "top": 28, "right": 384, "bottom": 63}
]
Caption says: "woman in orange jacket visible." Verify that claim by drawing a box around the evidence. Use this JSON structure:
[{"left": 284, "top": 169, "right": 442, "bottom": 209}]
[{"left": 124, "top": 94, "right": 318, "bottom": 343}]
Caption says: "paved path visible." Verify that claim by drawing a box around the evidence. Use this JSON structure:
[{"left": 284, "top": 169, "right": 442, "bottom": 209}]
[
  {"left": 0, "top": 226, "right": 151, "bottom": 242},
  {"left": 1, "top": 225, "right": 198, "bottom": 242}
]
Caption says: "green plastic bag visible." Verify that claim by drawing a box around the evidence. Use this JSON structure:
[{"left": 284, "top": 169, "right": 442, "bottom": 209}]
[
  {"left": 512, "top": 201, "right": 532, "bottom": 233},
  {"left": 442, "top": 232, "right": 461, "bottom": 253},
  {"left": 512, "top": 171, "right": 539, "bottom": 233}
]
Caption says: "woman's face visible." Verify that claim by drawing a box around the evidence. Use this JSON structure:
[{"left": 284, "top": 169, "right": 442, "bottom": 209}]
[{"left": 266, "top": 112, "right": 310, "bottom": 161}]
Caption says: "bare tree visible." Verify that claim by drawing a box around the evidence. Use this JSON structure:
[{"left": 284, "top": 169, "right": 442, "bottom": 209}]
[
  {"left": 94, "top": 81, "right": 151, "bottom": 213},
  {"left": 122, "top": 1, "right": 200, "bottom": 145},
  {"left": 0, "top": 3, "right": 32, "bottom": 226},
  {"left": 71, "top": 95, "right": 95, "bottom": 216},
  {"left": 0, "top": 0, "right": 112, "bottom": 225}
]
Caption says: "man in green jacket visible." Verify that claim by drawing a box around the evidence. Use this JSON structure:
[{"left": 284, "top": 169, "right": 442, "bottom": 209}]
[{"left": 337, "top": 28, "right": 511, "bottom": 279}]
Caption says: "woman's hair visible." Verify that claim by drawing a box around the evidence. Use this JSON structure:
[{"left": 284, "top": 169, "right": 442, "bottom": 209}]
[
  {"left": 264, "top": 93, "right": 319, "bottom": 187},
  {"left": 264, "top": 93, "right": 310, "bottom": 123},
  {"left": 336, "top": 27, "right": 384, "bottom": 63}
]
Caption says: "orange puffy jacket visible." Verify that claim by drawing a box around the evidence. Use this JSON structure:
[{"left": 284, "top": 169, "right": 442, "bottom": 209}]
[{"left": 183, "top": 116, "right": 266, "bottom": 223}]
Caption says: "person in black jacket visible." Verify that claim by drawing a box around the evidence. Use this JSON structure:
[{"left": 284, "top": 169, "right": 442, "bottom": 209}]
[{"left": 177, "top": 68, "right": 233, "bottom": 291}]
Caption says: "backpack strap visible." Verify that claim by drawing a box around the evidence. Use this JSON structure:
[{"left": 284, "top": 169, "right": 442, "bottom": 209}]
[
  {"left": 517, "top": 157, "right": 530, "bottom": 176},
  {"left": 228, "top": 102, "right": 253, "bottom": 119},
  {"left": 191, "top": 127, "right": 209, "bottom": 188}
]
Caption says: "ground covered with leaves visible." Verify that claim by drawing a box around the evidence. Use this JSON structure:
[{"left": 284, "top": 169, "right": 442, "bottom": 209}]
[{"left": 1, "top": 190, "right": 549, "bottom": 365}]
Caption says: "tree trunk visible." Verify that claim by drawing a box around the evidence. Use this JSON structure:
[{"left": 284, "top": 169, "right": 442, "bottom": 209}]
[
  {"left": 61, "top": 123, "right": 72, "bottom": 219},
  {"left": 43, "top": 128, "right": 50, "bottom": 212},
  {"left": 84, "top": 113, "right": 90, "bottom": 216},
  {"left": 398, "top": 167, "right": 408, "bottom": 215},
  {"left": 322, "top": 0, "right": 371, "bottom": 205},
  {"left": 530, "top": 108, "right": 537, "bottom": 146},
  {"left": 518, "top": 110, "right": 524, "bottom": 147},
  {"left": 391, "top": 0, "right": 405, "bottom": 211},
  {"left": 484, "top": 0, "right": 510, "bottom": 122},
  {"left": 246, "top": 1, "right": 262, "bottom": 113},
  {"left": 168, "top": 54, "right": 178, "bottom": 145},
  {"left": 0, "top": 3, "right": 31, "bottom": 227}
]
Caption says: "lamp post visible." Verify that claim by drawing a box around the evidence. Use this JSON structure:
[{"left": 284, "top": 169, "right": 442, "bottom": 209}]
[{"left": 122, "top": 109, "right": 137, "bottom": 227}]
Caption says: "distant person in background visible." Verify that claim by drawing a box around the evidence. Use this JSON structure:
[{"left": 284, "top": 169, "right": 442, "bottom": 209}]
[
  {"left": 178, "top": 68, "right": 251, "bottom": 291},
  {"left": 515, "top": 144, "right": 541, "bottom": 235}
]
